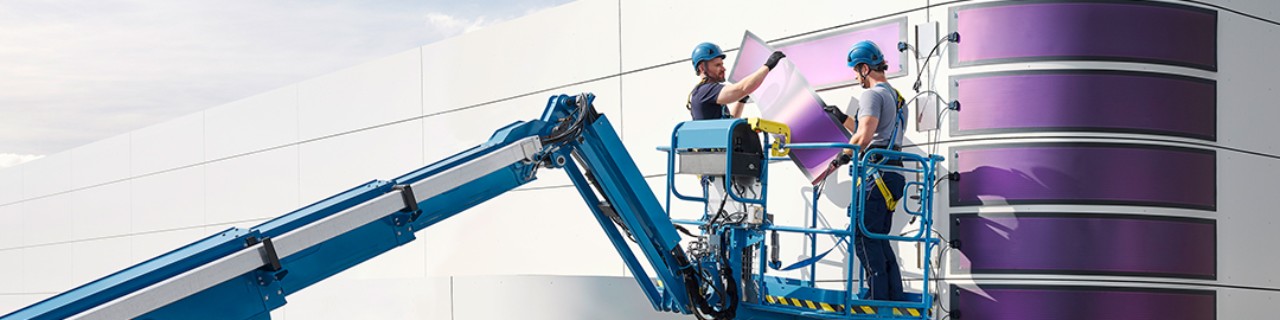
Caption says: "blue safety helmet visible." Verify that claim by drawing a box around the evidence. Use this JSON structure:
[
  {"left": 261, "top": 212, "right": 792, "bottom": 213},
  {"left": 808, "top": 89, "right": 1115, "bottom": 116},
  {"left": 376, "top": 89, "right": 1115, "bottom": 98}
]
[
  {"left": 846, "top": 40, "right": 887, "bottom": 70},
  {"left": 691, "top": 42, "right": 726, "bottom": 74}
]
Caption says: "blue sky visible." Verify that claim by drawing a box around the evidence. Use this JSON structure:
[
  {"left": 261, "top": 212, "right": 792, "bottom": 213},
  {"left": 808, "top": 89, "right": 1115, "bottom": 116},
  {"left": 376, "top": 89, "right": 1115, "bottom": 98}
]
[{"left": 0, "top": 0, "right": 571, "bottom": 167}]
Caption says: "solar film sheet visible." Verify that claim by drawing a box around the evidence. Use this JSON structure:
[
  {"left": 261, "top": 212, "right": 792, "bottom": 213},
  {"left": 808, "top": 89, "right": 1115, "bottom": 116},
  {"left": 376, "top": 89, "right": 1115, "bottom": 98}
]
[{"left": 732, "top": 31, "right": 850, "bottom": 185}]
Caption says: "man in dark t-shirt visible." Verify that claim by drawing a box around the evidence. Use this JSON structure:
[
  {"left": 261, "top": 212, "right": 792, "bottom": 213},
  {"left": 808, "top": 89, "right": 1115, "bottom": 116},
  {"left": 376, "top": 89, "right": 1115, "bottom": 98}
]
[{"left": 686, "top": 42, "right": 786, "bottom": 120}]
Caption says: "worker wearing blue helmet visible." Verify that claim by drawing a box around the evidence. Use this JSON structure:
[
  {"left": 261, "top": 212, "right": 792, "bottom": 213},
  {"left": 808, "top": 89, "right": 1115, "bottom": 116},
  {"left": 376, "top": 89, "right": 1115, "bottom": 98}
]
[
  {"left": 686, "top": 42, "right": 786, "bottom": 120},
  {"left": 841, "top": 40, "right": 908, "bottom": 302}
]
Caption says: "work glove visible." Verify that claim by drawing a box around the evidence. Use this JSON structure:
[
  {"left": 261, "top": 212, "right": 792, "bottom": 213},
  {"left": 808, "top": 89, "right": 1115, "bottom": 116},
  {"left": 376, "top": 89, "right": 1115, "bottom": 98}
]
[
  {"left": 823, "top": 105, "right": 848, "bottom": 123},
  {"left": 764, "top": 51, "right": 786, "bottom": 70},
  {"left": 738, "top": 95, "right": 750, "bottom": 104},
  {"left": 832, "top": 153, "right": 852, "bottom": 167}
]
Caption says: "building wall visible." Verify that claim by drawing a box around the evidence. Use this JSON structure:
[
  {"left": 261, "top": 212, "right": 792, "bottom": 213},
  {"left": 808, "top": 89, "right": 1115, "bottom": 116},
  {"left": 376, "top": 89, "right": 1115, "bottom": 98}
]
[{"left": 2, "top": 0, "right": 1277, "bottom": 318}]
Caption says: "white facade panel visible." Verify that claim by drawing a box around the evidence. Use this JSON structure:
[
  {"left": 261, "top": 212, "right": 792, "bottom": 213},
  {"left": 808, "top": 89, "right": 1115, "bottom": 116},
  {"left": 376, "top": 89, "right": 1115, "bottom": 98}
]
[
  {"left": 298, "top": 49, "right": 422, "bottom": 141},
  {"left": 297, "top": 120, "right": 423, "bottom": 205},
  {"left": 421, "top": 187, "right": 625, "bottom": 277},
  {"left": 204, "top": 145, "right": 299, "bottom": 225},
  {"left": 21, "top": 195, "right": 73, "bottom": 246},
  {"left": 1220, "top": 286, "right": 1280, "bottom": 319},
  {"left": 1215, "top": 12, "right": 1280, "bottom": 155},
  {"left": 336, "top": 237, "right": 426, "bottom": 281},
  {"left": 70, "top": 237, "right": 133, "bottom": 286},
  {"left": 129, "top": 228, "right": 208, "bottom": 265},
  {"left": 70, "top": 182, "right": 132, "bottom": 240},
  {"left": 1203, "top": 0, "right": 1280, "bottom": 22},
  {"left": 285, "top": 277, "right": 451, "bottom": 320},
  {"left": 0, "top": 167, "right": 21, "bottom": 205},
  {"left": 205, "top": 86, "right": 299, "bottom": 160},
  {"left": 19, "top": 152, "right": 71, "bottom": 200},
  {"left": 130, "top": 112, "right": 205, "bottom": 175},
  {"left": 21, "top": 244, "right": 73, "bottom": 294},
  {"left": 1217, "top": 149, "right": 1280, "bottom": 288},
  {"left": 0, "top": 250, "right": 22, "bottom": 293},
  {"left": 0, "top": 205, "right": 21, "bottom": 249},
  {"left": 451, "top": 275, "right": 686, "bottom": 320},
  {"left": 69, "top": 133, "right": 131, "bottom": 190},
  {"left": 130, "top": 167, "right": 204, "bottom": 234}
]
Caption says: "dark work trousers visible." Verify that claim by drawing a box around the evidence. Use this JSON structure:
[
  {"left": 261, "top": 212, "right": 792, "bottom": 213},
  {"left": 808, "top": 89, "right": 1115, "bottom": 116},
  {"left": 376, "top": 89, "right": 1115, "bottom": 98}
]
[{"left": 854, "top": 170, "right": 906, "bottom": 301}]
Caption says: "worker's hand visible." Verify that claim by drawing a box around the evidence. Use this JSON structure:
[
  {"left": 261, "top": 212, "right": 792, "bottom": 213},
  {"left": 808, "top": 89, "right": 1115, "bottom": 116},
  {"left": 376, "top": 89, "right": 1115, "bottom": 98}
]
[
  {"left": 738, "top": 95, "right": 750, "bottom": 104},
  {"left": 832, "top": 152, "right": 853, "bottom": 168},
  {"left": 764, "top": 51, "right": 786, "bottom": 70},
  {"left": 823, "top": 105, "right": 848, "bottom": 123}
]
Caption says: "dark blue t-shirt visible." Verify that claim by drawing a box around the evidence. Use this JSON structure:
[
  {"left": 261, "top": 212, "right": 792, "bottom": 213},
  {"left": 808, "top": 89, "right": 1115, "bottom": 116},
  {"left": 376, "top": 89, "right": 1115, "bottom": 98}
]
[{"left": 688, "top": 82, "right": 728, "bottom": 120}]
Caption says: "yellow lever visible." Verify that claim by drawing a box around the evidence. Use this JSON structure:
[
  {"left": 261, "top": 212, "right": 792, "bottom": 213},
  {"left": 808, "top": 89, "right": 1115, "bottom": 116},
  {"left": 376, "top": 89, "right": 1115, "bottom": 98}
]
[{"left": 747, "top": 117, "right": 791, "bottom": 157}]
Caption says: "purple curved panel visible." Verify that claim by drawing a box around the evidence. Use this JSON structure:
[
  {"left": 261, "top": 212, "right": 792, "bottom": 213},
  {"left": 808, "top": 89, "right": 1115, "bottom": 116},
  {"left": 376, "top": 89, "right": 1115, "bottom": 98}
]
[
  {"left": 729, "top": 18, "right": 906, "bottom": 87},
  {"left": 950, "top": 143, "right": 1216, "bottom": 210},
  {"left": 952, "top": 1, "right": 1217, "bottom": 70},
  {"left": 952, "top": 285, "right": 1216, "bottom": 320},
  {"left": 776, "top": 18, "right": 905, "bottom": 87},
  {"left": 953, "top": 70, "right": 1216, "bottom": 140},
  {"left": 952, "top": 213, "right": 1215, "bottom": 279}
]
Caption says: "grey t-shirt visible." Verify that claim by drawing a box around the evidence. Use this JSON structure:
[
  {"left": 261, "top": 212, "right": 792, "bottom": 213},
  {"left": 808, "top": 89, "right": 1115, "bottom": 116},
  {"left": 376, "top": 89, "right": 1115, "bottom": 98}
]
[{"left": 844, "top": 83, "right": 902, "bottom": 148}]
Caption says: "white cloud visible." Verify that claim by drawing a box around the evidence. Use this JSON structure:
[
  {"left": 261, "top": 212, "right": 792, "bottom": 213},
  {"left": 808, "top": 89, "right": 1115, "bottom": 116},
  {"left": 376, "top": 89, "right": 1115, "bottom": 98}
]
[
  {"left": 0, "top": 153, "right": 44, "bottom": 168},
  {"left": 424, "top": 12, "right": 490, "bottom": 37}
]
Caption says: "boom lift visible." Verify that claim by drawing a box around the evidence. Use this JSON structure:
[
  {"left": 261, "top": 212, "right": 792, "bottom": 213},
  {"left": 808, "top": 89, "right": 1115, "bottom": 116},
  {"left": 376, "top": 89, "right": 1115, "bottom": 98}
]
[{"left": 2, "top": 93, "right": 943, "bottom": 320}]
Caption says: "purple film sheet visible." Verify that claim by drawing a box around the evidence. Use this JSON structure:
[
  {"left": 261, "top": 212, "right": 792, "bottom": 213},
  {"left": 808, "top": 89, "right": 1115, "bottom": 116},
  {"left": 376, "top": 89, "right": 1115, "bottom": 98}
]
[
  {"left": 951, "top": 143, "right": 1216, "bottom": 210},
  {"left": 953, "top": 70, "right": 1216, "bottom": 140},
  {"left": 729, "top": 18, "right": 906, "bottom": 87},
  {"left": 953, "top": 285, "right": 1216, "bottom": 320},
  {"left": 731, "top": 31, "right": 848, "bottom": 185},
  {"left": 952, "top": 1, "right": 1217, "bottom": 70},
  {"left": 952, "top": 213, "right": 1216, "bottom": 279}
]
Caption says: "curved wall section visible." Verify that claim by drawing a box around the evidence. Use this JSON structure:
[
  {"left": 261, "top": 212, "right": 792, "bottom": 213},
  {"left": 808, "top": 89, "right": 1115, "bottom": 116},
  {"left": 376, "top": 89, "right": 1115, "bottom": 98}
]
[
  {"left": 951, "top": 285, "right": 1216, "bottom": 320},
  {"left": 950, "top": 143, "right": 1216, "bottom": 210},
  {"left": 951, "top": 1, "right": 1218, "bottom": 70},
  {"left": 952, "top": 70, "right": 1217, "bottom": 140},
  {"left": 951, "top": 213, "right": 1216, "bottom": 279}
]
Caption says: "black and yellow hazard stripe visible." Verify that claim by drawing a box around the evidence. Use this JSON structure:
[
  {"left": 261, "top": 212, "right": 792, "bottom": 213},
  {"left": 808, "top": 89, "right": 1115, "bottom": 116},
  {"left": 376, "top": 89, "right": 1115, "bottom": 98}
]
[
  {"left": 762, "top": 296, "right": 923, "bottom": 317},
  {"left": 764, "top": 295, "right": 846, "bottom": 313}
]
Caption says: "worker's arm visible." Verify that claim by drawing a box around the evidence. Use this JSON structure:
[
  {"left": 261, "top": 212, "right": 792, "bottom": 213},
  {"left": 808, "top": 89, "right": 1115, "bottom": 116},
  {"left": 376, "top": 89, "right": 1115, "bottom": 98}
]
[
  {"left": 843, "top": 89, "right": 883, "bottom": 155},
  {"left": 845, "top": 115, "right": 879, "bottom": 155},
  {"left": 729, "top": 97, "right": 747, "bottom": 118},
  {"left": 717, "top": 51, "right": 786, "bottom": 105}
]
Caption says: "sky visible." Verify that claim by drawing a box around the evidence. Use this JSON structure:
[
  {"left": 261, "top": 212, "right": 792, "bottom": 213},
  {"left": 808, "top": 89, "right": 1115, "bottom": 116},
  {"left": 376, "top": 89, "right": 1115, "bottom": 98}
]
[{"left": 0, "top": 0, "right": 572, "bottom": 168}]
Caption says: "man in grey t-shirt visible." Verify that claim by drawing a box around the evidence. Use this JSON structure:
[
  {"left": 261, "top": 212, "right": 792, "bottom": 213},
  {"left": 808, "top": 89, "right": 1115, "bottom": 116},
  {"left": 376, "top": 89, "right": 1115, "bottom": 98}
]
[
  {"left": 843, "top": 84, "right": 904, "bottom": 149},
  {"left": 840, "top": 40, "right": 908, "bottom": 302}
]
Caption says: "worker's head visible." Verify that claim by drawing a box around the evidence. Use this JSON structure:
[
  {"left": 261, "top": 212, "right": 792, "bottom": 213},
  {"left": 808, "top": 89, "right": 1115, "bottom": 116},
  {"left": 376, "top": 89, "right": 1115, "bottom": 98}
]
[
  {"left": 846, "top": 40, "right": 888, "bottom": 89},
  {"left": 691, "top": 42, "right": 727, "bottom": 82}
]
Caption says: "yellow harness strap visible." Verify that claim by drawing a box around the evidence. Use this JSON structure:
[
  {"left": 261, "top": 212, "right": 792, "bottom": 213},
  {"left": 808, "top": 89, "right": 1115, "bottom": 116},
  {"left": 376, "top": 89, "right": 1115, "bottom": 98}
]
[
  {"left": 873, "top": 173, "right": 898, "bottom": 211},
  {"left": 855, "top": 174, "right": 899, "bottom": 212}
]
